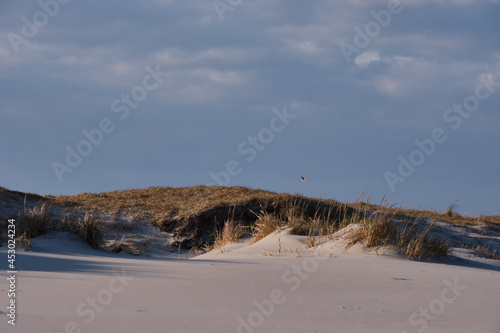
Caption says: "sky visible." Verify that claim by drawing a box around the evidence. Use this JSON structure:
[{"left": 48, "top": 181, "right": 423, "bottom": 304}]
[{"left": 1, "top": 0, "right": 499, "bottom": 216}]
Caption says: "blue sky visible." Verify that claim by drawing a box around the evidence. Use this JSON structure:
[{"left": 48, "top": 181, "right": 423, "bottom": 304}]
[{"left": 1, "top": 0, "right": 499, "bottom": 215}]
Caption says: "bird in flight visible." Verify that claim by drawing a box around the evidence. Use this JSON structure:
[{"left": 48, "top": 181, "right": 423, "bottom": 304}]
[{"left": 300, "top": 176, "right": 309, "bottom": 183}]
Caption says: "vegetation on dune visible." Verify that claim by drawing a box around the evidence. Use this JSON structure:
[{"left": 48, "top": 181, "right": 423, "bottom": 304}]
[
  {"left": 0, "top": 185, "right": 498, "bottom": 260},
  {"left": 78, "top": 213, "right": 104, "bottom": 249},
  {"left": 0, "top": 198, "right": 104, "bottom": 250},
  {"left": 17, "top": 204, "right": 50, "bottom": 239},
  {"left": 15, "top": 204, "right": 51, "bottom": 250},
  {"left": 347, "top": 213, "right": 450, "bottom": 260},
  {"left": 349, "top": 192, "right": 500, "bottom": 227},
  {"left": 49, "top": 186, "right": 354, "bottom": 249}
]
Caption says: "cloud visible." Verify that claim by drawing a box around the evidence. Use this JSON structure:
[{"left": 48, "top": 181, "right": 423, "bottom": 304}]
[{"left": 354, "top": 51, "right": 380, "bottom": 67}]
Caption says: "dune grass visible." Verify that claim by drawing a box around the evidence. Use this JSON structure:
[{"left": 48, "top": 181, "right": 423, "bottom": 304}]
[
  {"left": 250, "top": 209, "right": 283, "bottom": 244},
  {"left": 78, "top": 213, "right": 103, "bottom": 249},
  {"left": 103, "top": 235, "right": 144, "bottom": 255},
  {"left": 349, "top": 195, "right": 500, "bottom": 228},
  {"left": 206, "top": 219, "right": 247, "bottom": 253},
  {"left": 347, "top": 213, "right": 450, "bottom": 260},
  {"left": 48, "top": 186, "right": 352, "bottom": 249},
  {"left": 46, "top": 185, "right": 500, "bottom": 230},
  {"left": 467, "top": 244, "right": 500, "bottom": 260},
  {"left": 17, "top": 204, "right": 50, "bottom": 239},
  {"left": 2, "top": 186, "right": 498, "bottom": 259},
  {"left": 15, "top": 204, "right": 51, "bottom": 249}
]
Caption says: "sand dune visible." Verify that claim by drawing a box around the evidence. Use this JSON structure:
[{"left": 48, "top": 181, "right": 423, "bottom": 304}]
[
  {"left": 1, "top": 186, "right": 499, "bottom": 332},
  {"left": 1, "top": 227, "right": 499, "bottom": 333}
]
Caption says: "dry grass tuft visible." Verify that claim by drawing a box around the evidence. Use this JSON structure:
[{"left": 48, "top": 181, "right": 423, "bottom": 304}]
[
  {"left": 58, "top": 217, "right": 80, "bottom": 234},
  {"left": 103, "top": 235, "right": 144, "bottom": 255},
  {"left": 201, "top": 242, "right": 213, "bottom": 253},
  {"left": 17, "top": 204, "right": 50, "bottom": 240},
  {"left": 396, "top": 225, "right": 450, "bottom": 260},
  {"left": 348, "top": 214, "right": 449, "bottom": 260},
  {"left": 348, "top": 213, "right": 394, "bottom": 248},
  {"left": 16, "top": 232, "right": 31, "bottom": 250},
  {"left": 445, "top": 203, "right": 458, "bottom": 218},
  {"left": 363, "top": 215, "right": 395, "bottom": 248},
  {"left": 210, "top": 219, "right": 247, "bottom": 252},
  {"left": 306, "top": 230, "right": 316, "bottom": 249},
  {"left": 470, "top": 244, "right": 500, "bottom": 260},
  {"left": 78, "top": 213, "right": 103, "bottom": 249},
  {"left": 250, "top": 209, "right": 282, "bottom": 244}
]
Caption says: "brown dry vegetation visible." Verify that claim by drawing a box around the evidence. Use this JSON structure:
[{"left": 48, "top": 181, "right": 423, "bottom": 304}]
[
  {"left": 207, "top": 219, "right": 247, "bottom": 253},
  {"left": 250, "top": 209, "right": 283, "bottom": 244},
  {"left": 48, "top": 186, "right": 345, "bottom": 218},
  {"left": 347, "top": 213, "right": 450, "bottom": 260},
  {"left": 1, "top": 186, "right": 499, "bottom": 259},
  {"left": 349, "top": 199, "right": 500, "bottom": 228},
  {"left": 103, "top": 235, "right": 144, "bottom": 256},
  {"left": 78, "top": 213, "right": 103, "bottom": 249},
  {"left": 0, "top": 186, "right": 48, "bottom": 203},
  {"left": 17, "top": 204, "right": 50, "bottom": 240},
  {"left": 48, "top": 186, "right": 354, "bottom": 248}
]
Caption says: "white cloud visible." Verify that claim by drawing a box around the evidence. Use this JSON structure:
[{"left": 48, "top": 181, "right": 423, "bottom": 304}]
[
  {"left": 153, "top": 47, "right": 253, "bottom": 66},
  {"left": 287, "top": 40, "right": 322, "bottom": 55},
  {"left": 204, "top": 69, "right": 243, "bottom": 84},
  {"left": 354, "top": 51, "right": 380, "bottom": 67},
  {"left": 109, "top": 62, "right": 135, "bottom": 75},
  {"left": 369, "top": 55, "right": 488, "bottom": 97}
]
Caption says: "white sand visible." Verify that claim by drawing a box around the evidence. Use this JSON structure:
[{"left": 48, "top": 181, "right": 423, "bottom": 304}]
[{"left": 1, "top": 228, "right": 499, "bottom": 333}]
